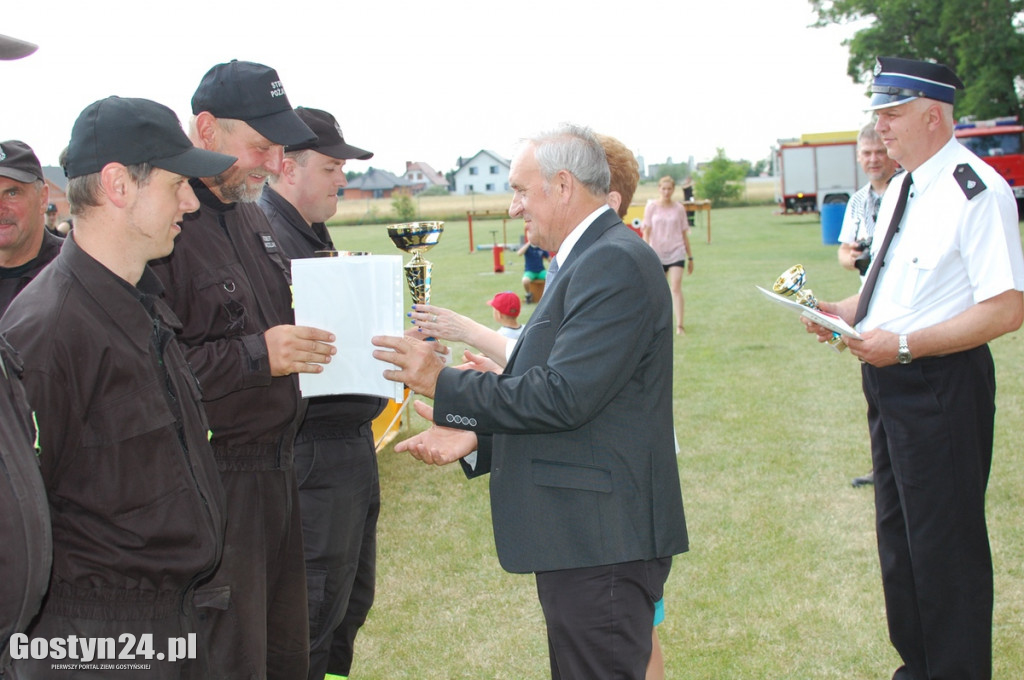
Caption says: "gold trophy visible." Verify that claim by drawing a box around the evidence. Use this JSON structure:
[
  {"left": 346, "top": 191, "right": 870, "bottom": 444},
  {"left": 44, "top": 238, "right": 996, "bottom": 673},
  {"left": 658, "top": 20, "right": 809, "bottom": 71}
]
[
  {"left": 772, "top": 264, "right": 847, "bottom": 352},
  {"left": 386, "top": 221, "right": 444, "bottom": 305}
]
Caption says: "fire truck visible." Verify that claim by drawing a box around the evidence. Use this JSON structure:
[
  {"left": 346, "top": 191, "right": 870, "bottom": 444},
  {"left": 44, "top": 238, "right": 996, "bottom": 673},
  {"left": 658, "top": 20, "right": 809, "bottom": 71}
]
[
  {"left": 954, "top": 116, "right": 1024, "bottom": 212},
  {"left": 774, "top": 131, "right": 869, "bottom": 213}
]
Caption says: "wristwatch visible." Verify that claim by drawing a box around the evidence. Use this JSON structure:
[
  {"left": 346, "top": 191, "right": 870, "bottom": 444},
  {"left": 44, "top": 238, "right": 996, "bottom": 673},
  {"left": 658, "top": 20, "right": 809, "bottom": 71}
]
[{"left": 898, "top": 334, "right": 912, "bottom": 364}]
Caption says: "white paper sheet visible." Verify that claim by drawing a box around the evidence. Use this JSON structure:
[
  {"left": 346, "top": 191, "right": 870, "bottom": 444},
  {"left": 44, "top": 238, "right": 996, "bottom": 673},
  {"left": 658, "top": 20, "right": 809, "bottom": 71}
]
[
  {"left": 755, "top": 285, "right": 863, "bottom": 340},
  {"left": 292, "top": 256, "right": 405, "bottom": 401}
]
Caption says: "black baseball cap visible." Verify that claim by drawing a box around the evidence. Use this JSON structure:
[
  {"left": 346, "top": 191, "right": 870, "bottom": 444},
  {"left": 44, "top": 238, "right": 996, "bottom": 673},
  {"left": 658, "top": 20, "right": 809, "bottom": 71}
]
[
  {"left": 0, "top": 140, "right": 44, "bottom": 183},
  {"left": 0, "top": 33, "right": 37, "bottom": 61},
  {"left": 64, "top": 97, "right": 237, "bottom": 179},
  {"left": 286, "top": 107, "right": 373, "bottom": 160},
  {"left": 191, "top": 60, "right": 316, "bottom": 147},
  {"left": 866, "top": 56, "right": 965, "bottom": 111}
]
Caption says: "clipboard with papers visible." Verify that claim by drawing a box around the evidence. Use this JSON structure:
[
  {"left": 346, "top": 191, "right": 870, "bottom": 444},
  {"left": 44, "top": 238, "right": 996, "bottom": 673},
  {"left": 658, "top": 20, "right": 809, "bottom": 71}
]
[{"left": 755, "top": 285, "right": 863, "bottom": 340}]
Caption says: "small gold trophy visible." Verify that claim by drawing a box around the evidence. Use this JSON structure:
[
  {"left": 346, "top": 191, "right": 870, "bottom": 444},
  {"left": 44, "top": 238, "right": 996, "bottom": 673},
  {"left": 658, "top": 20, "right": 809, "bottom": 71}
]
[
  {"left": 386, "top": 221, "right": 444, "bottom": 305},
  {"left": 772, "top": 264, "right": 847, "bottom": 352}
]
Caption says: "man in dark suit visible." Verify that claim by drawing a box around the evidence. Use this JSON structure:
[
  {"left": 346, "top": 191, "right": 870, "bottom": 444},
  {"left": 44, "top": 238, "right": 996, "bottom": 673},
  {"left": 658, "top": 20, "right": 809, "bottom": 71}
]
[{"left": 372, "top": 124, "right": 688, "bottom": 679}]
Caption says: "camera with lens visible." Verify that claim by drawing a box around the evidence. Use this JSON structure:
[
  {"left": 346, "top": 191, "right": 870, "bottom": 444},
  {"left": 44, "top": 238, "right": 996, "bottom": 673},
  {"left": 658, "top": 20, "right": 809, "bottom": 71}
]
[{"left": 853, "top": 238, "right": 872, "bottom": 275}]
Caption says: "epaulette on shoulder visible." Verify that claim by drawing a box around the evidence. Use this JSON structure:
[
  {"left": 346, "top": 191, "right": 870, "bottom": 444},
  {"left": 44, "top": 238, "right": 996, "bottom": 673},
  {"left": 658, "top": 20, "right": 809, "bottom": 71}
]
[{"left": 954, "top": 163, "right": 986, "bottom": 200}]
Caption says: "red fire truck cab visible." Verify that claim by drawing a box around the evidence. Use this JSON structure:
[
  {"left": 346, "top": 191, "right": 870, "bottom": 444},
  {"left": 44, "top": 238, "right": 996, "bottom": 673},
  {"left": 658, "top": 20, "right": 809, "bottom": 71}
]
[{"left": 955, "top": 116, "right": 1024, "bottom": 213}]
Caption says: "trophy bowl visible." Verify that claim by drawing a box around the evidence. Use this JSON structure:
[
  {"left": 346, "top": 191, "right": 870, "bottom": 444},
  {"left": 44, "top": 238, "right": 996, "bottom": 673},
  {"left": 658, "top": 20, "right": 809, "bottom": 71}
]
[
  {"left": 387, "top": 221, "right": 444, "bottom": 255},
  {"left": 386, "top": 221, "right": 444, "bottom": 305},
  {"left": 773, "top": 264, "right": 815, "bottom": 307}
]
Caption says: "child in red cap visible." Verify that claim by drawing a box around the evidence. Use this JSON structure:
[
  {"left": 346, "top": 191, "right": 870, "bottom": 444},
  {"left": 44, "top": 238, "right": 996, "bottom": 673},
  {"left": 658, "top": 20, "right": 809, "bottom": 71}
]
[{"left": 489, "top": 291, "right": 523, "bottom": 341}]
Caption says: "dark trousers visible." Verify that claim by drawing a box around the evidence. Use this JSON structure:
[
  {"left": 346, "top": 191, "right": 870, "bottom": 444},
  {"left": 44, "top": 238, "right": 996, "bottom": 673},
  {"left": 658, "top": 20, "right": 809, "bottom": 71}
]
[
  {"left": 294, "top": 427, "right": 380, "bottom": 680},
  {"left": 535, "top": 557, "right": 671, "bottom": 680},
  {"left": 863, "top": 347, "right": 995, "bottom": 680},
  {"left": 193, "top": 468, "right": 309, "bottom": 680}
]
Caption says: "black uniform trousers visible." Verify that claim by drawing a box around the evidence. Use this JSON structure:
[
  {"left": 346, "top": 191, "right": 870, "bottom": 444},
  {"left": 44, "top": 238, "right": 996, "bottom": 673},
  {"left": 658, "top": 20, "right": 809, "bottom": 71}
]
[
  {"left": 293, "top": 423, "right": 380, "bottom": 679},
  {"left": 862, "top": 346, "right": 995, "bottom": 680},
  {"left": 535, "top": 557, "right": 671, "bottom": 680},
  {"left": 193, "top": 467, "right": 309, "bottom": 680}
]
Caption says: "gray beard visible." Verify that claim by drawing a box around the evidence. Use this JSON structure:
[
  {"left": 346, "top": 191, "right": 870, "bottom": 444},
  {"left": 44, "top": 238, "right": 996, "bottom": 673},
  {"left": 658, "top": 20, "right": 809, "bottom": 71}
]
[{"left": 212, "top": 173, "right": 269, "bottom": 204}]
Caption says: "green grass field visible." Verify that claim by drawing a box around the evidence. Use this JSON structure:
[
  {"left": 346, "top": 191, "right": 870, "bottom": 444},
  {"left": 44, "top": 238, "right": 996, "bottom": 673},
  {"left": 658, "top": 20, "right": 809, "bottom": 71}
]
[{"left": 327, "top": 207, "right": 1024, "bottom": 679}]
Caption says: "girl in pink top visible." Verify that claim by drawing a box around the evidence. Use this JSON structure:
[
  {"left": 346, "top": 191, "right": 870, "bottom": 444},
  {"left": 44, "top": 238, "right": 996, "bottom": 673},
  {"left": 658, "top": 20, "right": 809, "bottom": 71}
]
[{"left": 643, "top": 176, "right": 694, "bottom": 334}]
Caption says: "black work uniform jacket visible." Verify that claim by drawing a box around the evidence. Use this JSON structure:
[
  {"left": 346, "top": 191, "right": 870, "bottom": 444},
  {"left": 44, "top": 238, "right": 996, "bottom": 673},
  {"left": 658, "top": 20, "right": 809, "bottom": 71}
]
[
  {"left": 0, "top": 229, "right": 62, "bottom": 315},
  {"left": 150, "top": 179, "right": 305, "bottom": 471},
  {"left": 0, "top": 235, "right": 226, "bottom": 625},
  {"left": 0, "top": 342, "right": 50, "bottom": 675}
]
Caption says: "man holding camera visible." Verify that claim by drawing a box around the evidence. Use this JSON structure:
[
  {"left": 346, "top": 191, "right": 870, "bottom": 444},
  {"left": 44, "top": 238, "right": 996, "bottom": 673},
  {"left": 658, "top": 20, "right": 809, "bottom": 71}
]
[
  {"left": 838, "top": 123, "right": 901, "bottom": 276},
  {"left": 838, "top": 123, "right": 901, "bottom": 488}
]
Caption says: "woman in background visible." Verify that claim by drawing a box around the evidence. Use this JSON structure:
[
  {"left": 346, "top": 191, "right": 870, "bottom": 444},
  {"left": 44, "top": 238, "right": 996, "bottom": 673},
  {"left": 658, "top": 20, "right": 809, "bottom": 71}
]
[{"left": 643, "top": 176, "right": 694, "bottom": 334}]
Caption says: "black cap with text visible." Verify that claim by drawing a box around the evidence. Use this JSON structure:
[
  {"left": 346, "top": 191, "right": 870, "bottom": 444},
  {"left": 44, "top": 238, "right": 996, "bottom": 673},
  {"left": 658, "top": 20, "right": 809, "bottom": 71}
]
[
  {"left": 0, "top": 140, "right": 44, "bottom": 183},
  {"left": 64, "top": 97, "right": 237, "bottom": 179},
  {"left": 191, "top": 60, "right": 316, "bottom": 147}
]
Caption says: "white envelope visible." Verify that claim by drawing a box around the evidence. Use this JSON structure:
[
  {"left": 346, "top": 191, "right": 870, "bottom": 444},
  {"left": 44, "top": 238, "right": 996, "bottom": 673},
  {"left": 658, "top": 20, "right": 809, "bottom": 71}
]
[{"left": 292, "top": 255, "right": 405, "bottom": 401}]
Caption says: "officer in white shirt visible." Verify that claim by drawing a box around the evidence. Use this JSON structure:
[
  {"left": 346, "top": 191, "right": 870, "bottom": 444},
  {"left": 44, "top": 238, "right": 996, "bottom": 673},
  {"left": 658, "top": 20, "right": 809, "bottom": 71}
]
[{"left": 805, "top": 56, "right": 1024, "bottom": 680}]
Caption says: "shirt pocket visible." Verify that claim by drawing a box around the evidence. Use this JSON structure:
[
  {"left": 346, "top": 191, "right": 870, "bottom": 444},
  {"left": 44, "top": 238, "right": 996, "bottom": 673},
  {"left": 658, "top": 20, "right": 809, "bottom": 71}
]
[
  {"left": 77, "top": 377, "right": 183, "bottom": 517},
  {"left": 193, "top": 264, "right": 250, "bottom": 336},
  {"left": 896, "top": 247, "right": 943, "bottom": 309}
]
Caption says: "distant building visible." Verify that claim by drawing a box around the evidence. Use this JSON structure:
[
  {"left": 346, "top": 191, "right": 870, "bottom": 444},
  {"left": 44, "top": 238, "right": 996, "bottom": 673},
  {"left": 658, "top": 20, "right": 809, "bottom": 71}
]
[
  {"left": 342, "top": 168, "right": 413, "bottom": 200},
  {"left": 403, "top": 161, "right": 447, "bottom": 194},
  {"left": 41, "top": 166, "right": 70, "bottom": 220},
  {"left": 452, "top": 150, "right": 510, "bottom": 195}
]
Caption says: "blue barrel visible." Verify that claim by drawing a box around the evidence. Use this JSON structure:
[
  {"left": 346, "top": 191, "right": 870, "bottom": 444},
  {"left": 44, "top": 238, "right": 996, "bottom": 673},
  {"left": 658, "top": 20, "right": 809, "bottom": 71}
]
[{"left": 820, "top": 202, "right": 846, "bottom": 245}]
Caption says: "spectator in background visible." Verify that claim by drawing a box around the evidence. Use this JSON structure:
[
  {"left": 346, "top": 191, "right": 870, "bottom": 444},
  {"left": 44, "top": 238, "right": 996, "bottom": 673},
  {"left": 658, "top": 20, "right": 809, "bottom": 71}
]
[
  {"left": 259, "top": 106, "right": 385, "bottom": 680},
  {"left": 43, "top": 202, "right": 60, "bottom": 236},
  {"left": 0, "top": 95, "right": 235, "bottom": 680},
  {"left": 0, "top": 140, "right": 63, "bottom": 314},
  {"left": 837, "top": 123, "right": 900, "bottom": 489},
  {"left": 596, "top": 132, "right": 640, "bottom": 221},
  {"left": 517, "top": 230, "right": 549, "bottom": 303},
  {"left": 837, "top": 124, "right": 901, "bottom": 277},
  {"left": 488, "top": 291, "right": 523, "bottom": 340},
  {"left": 149, "top": 60, "right": 335, "bottom": 680},
  {"left": 643, "top": 176, "right": 694, "bottom": 334}
]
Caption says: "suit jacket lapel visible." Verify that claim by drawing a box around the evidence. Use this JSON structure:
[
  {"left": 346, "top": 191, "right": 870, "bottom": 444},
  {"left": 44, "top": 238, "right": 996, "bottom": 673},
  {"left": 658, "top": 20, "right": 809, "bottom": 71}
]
[{"left": 505, "top": 209, "right": 623, "bottom": 371}]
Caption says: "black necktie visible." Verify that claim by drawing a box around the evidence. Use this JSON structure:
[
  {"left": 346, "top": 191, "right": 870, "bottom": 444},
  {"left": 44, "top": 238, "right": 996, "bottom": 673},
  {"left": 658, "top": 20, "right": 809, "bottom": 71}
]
[{"left": 854, "top": 173, "right": 913, "bottom": 325}]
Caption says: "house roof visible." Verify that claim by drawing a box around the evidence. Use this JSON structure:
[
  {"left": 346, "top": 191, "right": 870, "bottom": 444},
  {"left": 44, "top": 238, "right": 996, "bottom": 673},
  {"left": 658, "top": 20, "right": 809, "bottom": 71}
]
[
  {"left": 42, "top": 166, "right": 67, "bottom": 191},
  {"left": 405, "top": 161, "right": 446, "bottom": 186},
  {"left": 346, "top": 167, "right": 412, "bottom": 191},
  {"left": 457, "top": 149, "right": 510, "bottom": 170}
]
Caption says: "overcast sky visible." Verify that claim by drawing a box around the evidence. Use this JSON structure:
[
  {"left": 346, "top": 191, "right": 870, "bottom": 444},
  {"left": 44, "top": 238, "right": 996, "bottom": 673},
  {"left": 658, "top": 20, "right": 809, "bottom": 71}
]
[{"left": 7, "top": 0, "right": 874, "bottom": 176}]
